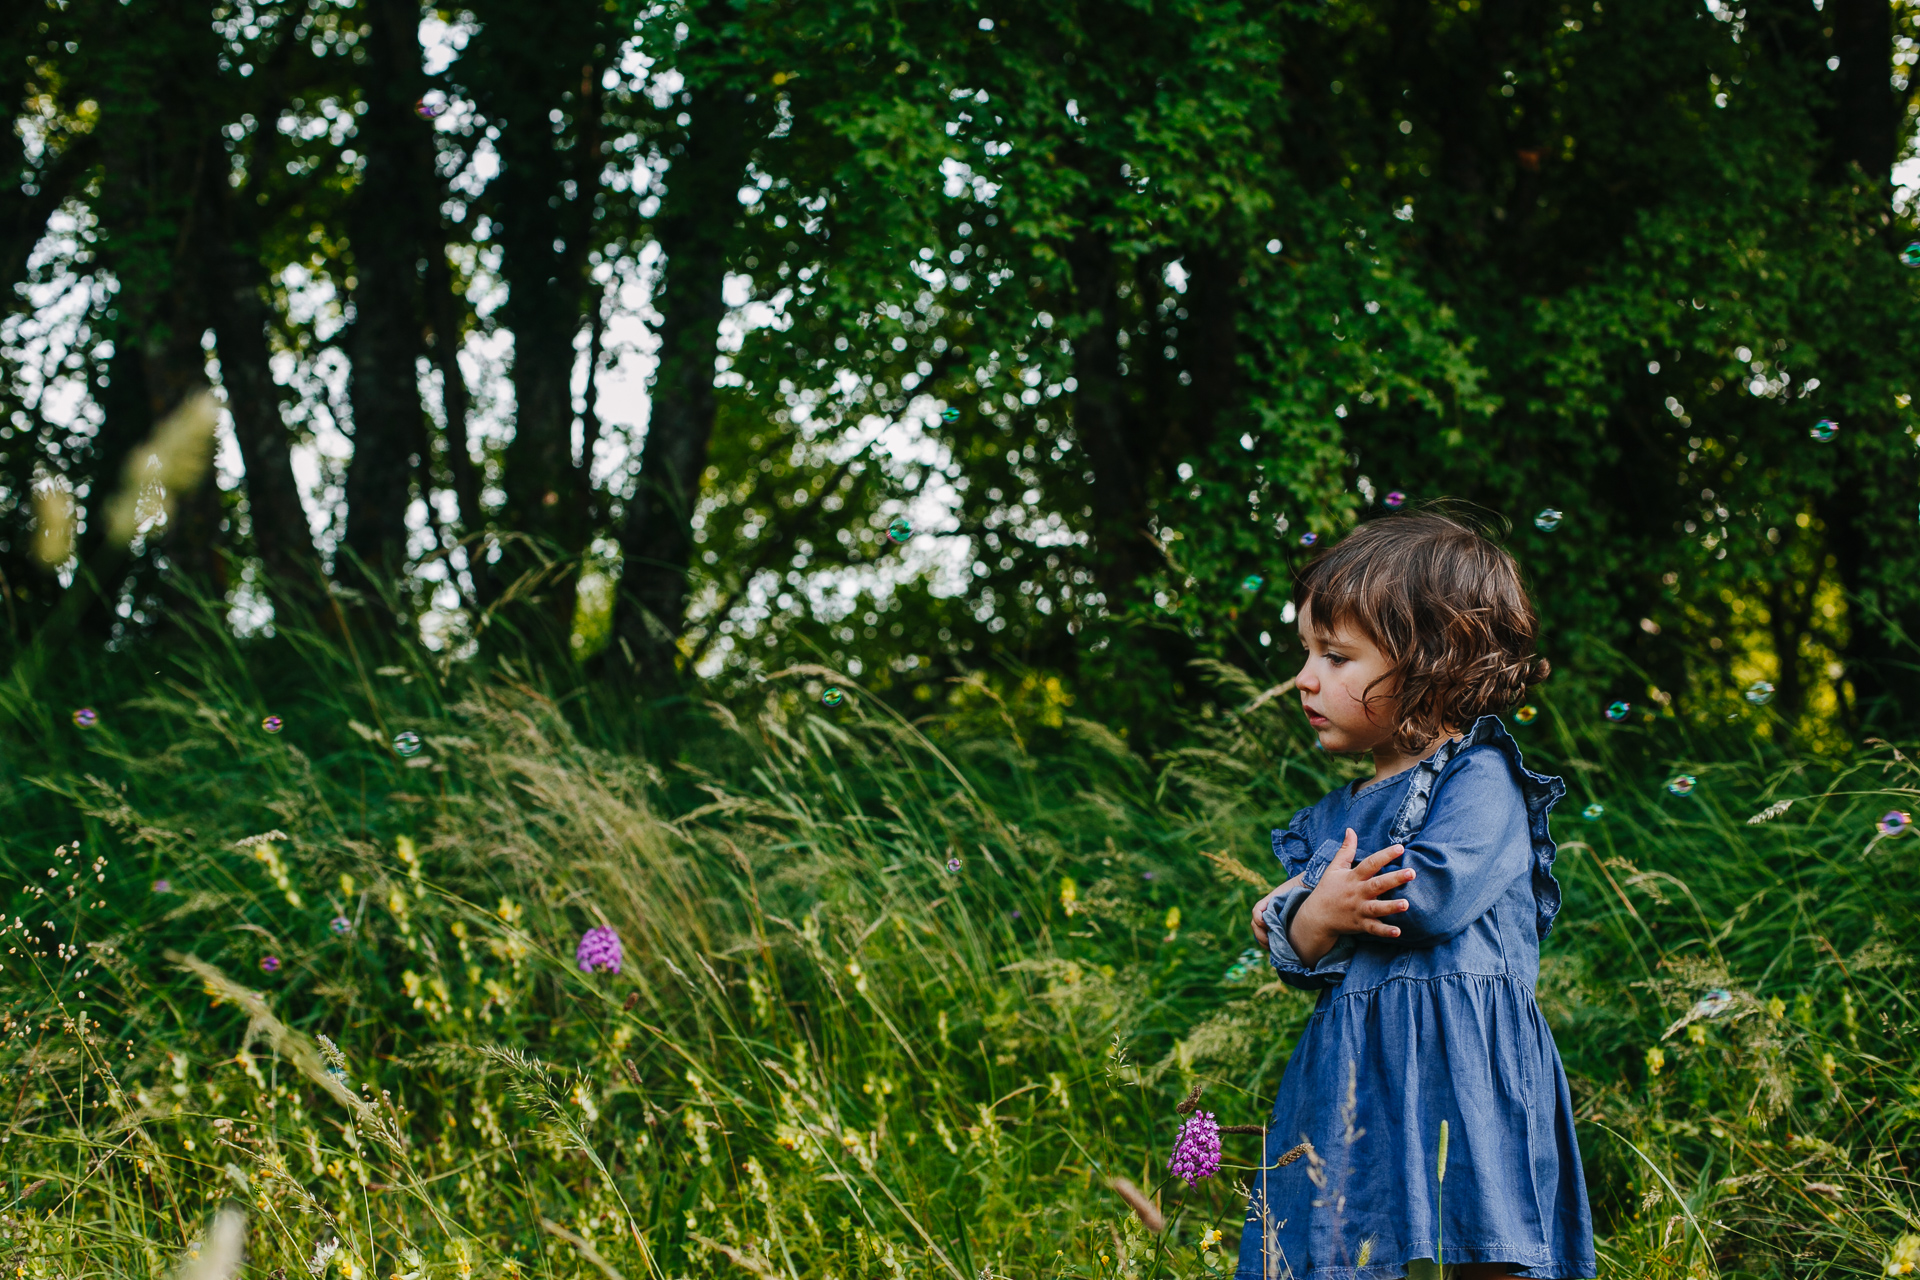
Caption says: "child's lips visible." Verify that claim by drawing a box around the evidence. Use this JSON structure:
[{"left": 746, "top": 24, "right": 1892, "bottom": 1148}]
[{"left": 1304, "top": 706, "right": 1330, "bottom": 727}]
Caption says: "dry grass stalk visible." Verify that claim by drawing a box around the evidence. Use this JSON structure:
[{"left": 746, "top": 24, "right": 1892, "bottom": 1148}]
[
  {"left": 1199, "top": 847, "right": 1272, "bottom": 888},
  {"left": 1108, "top": 1177, "right": 1167, "bottom": 1233},
  {"left": 540, "top": 1218, "right": 627, "bottom": 1280}
]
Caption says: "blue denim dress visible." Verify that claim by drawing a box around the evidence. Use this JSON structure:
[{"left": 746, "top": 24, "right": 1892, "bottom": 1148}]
[{"left": 1234, "top": 717, "right": 1596, "bottom": 1280}]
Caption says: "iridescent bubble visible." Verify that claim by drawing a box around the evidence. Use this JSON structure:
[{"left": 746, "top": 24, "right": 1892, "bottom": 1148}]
[
  {"left": 72, "top": 707, "right": 98, "bottom": 729},
  {"left": 261, "top": 715, "right": 283, "bottom": 734},
  {"left": 1383, "top": 491, "right": 1407, "bottom": 509},
  {"left": 1298, "top": 531, "right": 1319, "bottom": 547},
  {"left": 1666, "top": 774, "right": 1697, "bottom": 797},
  {"left": 1878, "top": 810, "right": 1910, "bottom": 837},
  {"left": 821, "top": 687, "right": 845, "bottom": 708},
  {"left": 259, "top": 955, "right": 281, "bottom": 973},
  {"left": 1744, "top": 681, "right": 1774, "bottom": 706},
  {"left": 414, "top": 95, "right": 446, "bottom": 119},
  {"left": 940, "top": 406, "right": 961, "bottom": 423},
  {"left": 1241, "top": 574, "right": 1264, "bottom": 592},
  {"left": 1582, "top": 802, "right": 1605, "bottom": 821},
  {"left": 1534, "top": 508, "right": 1563, "bottom": 532},
  {"left": 946, "top": 857, "right": 962, "bottom": 872},
  {"left": 330, "top": 916, "right": 353, "bottom": 935},
  {"left": 1224, "top": 947, "right": 1261, "bottom": 981},
  {"left": 1513, "top": 705, "right": 1538, "bottom": 725},
  {"left": 1904, "top": 242, "right": 1920, "bottom": 268},
  {"left": 1605, "top": 700, "right": 1631, "bottom": 722},
  {"left": 392, "top": 730, "right": 423, "bottom": 758},
  {"left": 1689, "top": 988, "right": 1733, "bottom": 1020},
  {"left": 887, "top": 516, "right": 913, "bottom": 544},
  {"left": 152, "top": 878, "right": 172, "bottom": 894},
  {"left": 1810, "top": 419, "right": 1838, "bottom": 443}
]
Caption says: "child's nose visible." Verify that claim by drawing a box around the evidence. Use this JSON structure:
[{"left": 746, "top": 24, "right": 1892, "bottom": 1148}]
[{"left": 1293, "top": 658, "right": 1316, "bottom": 691}]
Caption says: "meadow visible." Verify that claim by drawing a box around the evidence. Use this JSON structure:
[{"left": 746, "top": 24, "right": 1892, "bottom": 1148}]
[{"left": 3, "top": 623, "right": 1917, "bottom": 1280}]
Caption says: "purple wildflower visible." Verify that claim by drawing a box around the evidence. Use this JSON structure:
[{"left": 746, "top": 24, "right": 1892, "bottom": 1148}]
[
  {"left": 577, "top": 925, "right": 623, "bottom": 974},
  {"left": 1168, "top": 1111, "right": 1222, "bottom": 1186},
  {"left": 152, "top": 879, "right": 171, "bottom": 894}
]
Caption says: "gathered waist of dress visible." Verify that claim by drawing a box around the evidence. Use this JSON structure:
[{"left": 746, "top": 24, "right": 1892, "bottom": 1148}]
[{"left": 1318, "top": 966, "right": 1543, "bottom": 1008}]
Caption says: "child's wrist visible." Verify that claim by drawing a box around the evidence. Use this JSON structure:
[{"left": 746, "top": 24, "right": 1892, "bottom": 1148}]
[{"left": 1288, "top": 896, "right": 1340, "bottom": 967}]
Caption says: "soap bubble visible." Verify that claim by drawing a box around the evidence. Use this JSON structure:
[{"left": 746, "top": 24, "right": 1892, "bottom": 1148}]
[
  {"left": 887, "top": 516, "right": 913, "bottom": 544},
  {"left": 1605, "top": 700, "right": 1631, "bottom": 722},
  {"left": 72, "top": 707, "right": 98, "bottom": 729},
  {"left": 261, "top": 715, "right": 283, "bottom": 734},
  {"left": 822, "top": 687, "right": 845, "bottom": 707},
  {"left": 1878, "top": 810, "right": 1910, "bottom": 837},
  {"left": 330, "top": 915, "right": 353, "bottom": 935},
  {"left": 1810, "top": 419, "right": 1838, "bottom": 443},
  {"left": 1534, "top": 508, "right": 1562, "bottom": 532},
  {"left": 1744, "top": 681, "right": 1774, "bottom": 706},
  {"left": 414, "top": 94, "right": 446, "bottom": 119},
  {"left": 1224, "top": 948, "right": 1261, "bottom": 981},
  {"left": 1582, "top": 802, "right": 1605, "bottom": 821},
  {"left": 940, "top": 406, "right": 961, "bottom": 422},
  {"left": 946, "top": 857, "right": 962, "bottom": 872},
  {"left": 152, "top": 878, "right": 172, "bottom": 894},
  {"left": 1689, "top": 988, "right": 1733, "bottom": 1020},
  {"left": 1298, "top": 531, "right": 1318, "bottom": 547},
  {"left": 393, "top": 730, "right": 423, "bottom": 758},
  {"left": 1383, "top": 491, "right": 1407, "bottom": 509},
  {"left": 1904, "top": 241, "right": 1920, "bottom": 267},
  {"left": 1513, "top": 705, "right": 1538, "bottom": 725},
  {"left": 1666, "top": 774, "right": 1697, "bottom": 797},
  {"left": 259, "top": 955, "right": 281, "bottom": 973},
  {"left": 1241, "top": 574, "right": 1264, "bottom": 592}
]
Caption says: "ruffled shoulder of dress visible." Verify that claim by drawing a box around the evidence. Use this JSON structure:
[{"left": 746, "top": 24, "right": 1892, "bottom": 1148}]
[
  {"left": 1270, "top": 804, "right": 1315, "bottom": 878},
  {"left": 1420, "top": 717, "right": 1566, "bottom": 936}
]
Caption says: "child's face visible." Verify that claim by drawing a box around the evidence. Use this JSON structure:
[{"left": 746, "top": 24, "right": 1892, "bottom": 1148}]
[{"left": 1293, "top": 602, "right": 1398, "bottom": 755}]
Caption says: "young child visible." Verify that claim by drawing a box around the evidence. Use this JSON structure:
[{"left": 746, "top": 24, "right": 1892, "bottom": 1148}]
[{"left": 1236, "top": 513, "right": 1595, "bottom": 1280}]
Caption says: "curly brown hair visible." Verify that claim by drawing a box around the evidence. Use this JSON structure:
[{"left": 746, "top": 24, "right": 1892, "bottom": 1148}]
[{"left": 1297, "top": 511, "right": 1549, "bottom": 754}]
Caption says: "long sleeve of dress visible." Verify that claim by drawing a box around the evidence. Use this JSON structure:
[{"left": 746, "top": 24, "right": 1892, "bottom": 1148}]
[
  {"left": 1261, "top": 885, "right": 1355, "bottom": 990},
  {"left": 1382, "top": 746, "right": 1533, "bottom": 947}
]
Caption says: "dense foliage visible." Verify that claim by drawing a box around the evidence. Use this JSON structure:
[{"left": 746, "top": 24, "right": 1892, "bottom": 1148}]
[
  {"left": 5, "top": 639, "right": 1920, "bottom": 1278},
  {"left": 3, "top": 0, "right": 1918, "bottom": 740}
]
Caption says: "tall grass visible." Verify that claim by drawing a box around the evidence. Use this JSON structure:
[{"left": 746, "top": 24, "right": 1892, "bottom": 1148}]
[{"left": 3, "top": 627, "right": 1918, "bottom": 1280}]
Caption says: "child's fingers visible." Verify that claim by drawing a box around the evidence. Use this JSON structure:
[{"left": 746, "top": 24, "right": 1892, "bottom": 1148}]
[
  {"left": 1333, "top": 828, "right": 1359, "bottom": 867},
  {"left": 1361, "top": 897, "right": 1410, "bottom": 917},
  {"left": 1354, "top": 845, "right": 1405, "bottom": 876},
  {"left": 1360, "top": 918, "right": 1403, "bottom": 938},
  {"left": 1358, "top": 867, "right": 1416, "bottom": 897}
]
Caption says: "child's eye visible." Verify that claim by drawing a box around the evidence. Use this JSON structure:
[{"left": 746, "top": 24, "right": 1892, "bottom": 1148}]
[{"left": 1326, "top": 653, "right": 1348, "bottom": 666}]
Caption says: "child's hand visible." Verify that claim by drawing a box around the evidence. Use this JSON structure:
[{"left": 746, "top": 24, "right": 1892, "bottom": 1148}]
[
  {"left": 1287, "top": 828, "right": 1414, "bottom": 966},
  {"left": 1250, "top": 874, "right": 1303, "bottom": 947}
]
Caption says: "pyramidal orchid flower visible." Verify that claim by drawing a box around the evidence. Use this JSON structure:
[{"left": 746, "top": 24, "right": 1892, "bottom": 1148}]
[
  {"left": 576, "top": 925, "right": 623, "bottom": 974},
  {"left": 1169, "top": 1111, "right": 1222, "bottom": 1186}
]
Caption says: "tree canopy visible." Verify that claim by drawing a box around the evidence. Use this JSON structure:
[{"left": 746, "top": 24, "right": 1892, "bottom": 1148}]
[{"left": 4, "top": 0, "right": 1917, "bottom": 742}]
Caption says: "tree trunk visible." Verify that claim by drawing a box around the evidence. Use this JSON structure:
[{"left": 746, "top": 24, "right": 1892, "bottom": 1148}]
[
  {"left": 199, "top": 173, "right": 322, "bottom": 607},
  {"left": 424, "top": 248, "right": 480, "bottom": 562},
  {"left": 1818, "top": 0, "right": 1899, "bottom": 187},
  {"left": 340, "top": 0, "right": 435, "bottom": 607},
  {"left": 608, "top": 86, "right": 754, "bottom": 677},
  {"left": 1064, "top": 228, "right": 1149, "bottom": 602},
  {"left": 479, "top": 41, "right": 608, "bottom": 650}
]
